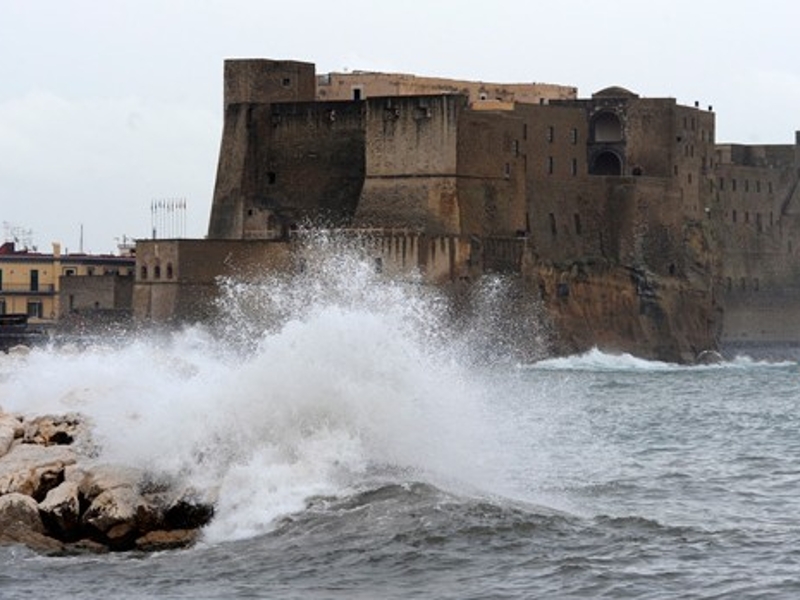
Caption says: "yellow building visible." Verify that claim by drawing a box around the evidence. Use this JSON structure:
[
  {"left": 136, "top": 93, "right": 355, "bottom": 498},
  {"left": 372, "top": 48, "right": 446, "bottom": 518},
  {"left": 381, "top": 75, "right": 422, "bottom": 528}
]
[{"left": 0, "top": 242, "right": 134, "bottom": 324}]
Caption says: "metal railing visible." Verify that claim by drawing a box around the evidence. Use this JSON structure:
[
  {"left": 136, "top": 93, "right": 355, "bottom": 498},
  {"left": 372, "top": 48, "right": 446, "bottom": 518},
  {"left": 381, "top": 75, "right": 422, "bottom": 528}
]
[{"left": 0, "top": 283, "right": 56, "bottom": 294}]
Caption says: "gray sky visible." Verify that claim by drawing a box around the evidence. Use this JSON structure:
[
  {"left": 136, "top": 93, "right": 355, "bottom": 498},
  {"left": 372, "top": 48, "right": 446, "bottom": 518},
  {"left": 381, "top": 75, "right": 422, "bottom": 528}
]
[{"left": 2, "top": 0, "right": 799, "bottom": 254}]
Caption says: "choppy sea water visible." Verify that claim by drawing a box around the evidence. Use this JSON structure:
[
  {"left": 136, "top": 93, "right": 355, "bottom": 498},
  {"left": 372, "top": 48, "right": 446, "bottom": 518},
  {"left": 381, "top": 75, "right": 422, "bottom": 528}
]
[{"left": 2, "top": 239, "right": 800, "bottom": 599}]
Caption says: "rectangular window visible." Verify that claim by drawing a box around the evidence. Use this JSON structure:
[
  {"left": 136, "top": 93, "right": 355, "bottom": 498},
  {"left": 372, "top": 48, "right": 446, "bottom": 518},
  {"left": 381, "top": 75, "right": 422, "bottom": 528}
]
[
  {"left": 27, "top": 301, "right": 42, "bottom": 318},
  {"left": 268, "top": 172, "right": 277, "bottom": 185},
  {"left": 571, "top": 128, "right": 578, "bottom": 144},
  {"left": 549, "top": 213, "right": 557, "bottom": 235},
  {"left": 30, "top": 269, "right": 39, "bottom": 292},
  {"left": 547, "top": 126, "right": 554, "bottom": 143},
  {"left": 548, "top": 156, "right": 554, "bottom": 175},
  {"left": 571, "top": 158, "right": 578, "bottom": 176},
  {"left": 504, "top": 163, "right": 511, "bottom": 179},
  {"left": 732, "top": 179, "right": 737, "bottom": 191},
  {"left": 0, "top": 268, "right": 2, "bottom": 290},
  {"left": 574, "top": 213, "right": 582, "bottom": 235},
  {"left": 0, "top": 298, "right": 5, "bottom": 315},
  {"left": 513, "top": 140, "right": 519, "bottom": 157},
  {"left": 756, "top": 180, "right": 761, "bottom": 193},
  {"left": 745, "top": 180, "right": 749, "bottom": 192},
  {"left": 719, "top": 177, "right": 724, "bottom": 190}
]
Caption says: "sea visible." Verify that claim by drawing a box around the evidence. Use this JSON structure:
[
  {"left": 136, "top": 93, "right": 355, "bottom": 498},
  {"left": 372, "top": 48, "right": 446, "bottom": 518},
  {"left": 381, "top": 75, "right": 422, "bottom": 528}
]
[{"left": 1, "top": 237, "right": 800, "bottom": 599}]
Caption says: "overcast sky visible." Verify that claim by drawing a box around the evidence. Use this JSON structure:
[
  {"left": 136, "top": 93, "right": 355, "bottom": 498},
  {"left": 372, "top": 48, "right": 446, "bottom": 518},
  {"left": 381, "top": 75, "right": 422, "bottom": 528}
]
[{"left": 2, "top": 0, "right": 799, "bottom": 253}]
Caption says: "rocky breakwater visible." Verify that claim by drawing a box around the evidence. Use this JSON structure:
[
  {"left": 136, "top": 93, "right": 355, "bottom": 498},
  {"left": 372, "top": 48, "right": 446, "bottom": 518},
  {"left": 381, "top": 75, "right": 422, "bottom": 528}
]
[{"left": 0, "top": 408, "right": 214, "bottom": 554}]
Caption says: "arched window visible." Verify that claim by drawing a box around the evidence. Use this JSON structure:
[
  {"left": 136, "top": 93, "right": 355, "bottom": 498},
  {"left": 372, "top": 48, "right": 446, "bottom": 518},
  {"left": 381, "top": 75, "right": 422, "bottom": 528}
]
[
  {"left": 140, "top": 265, "right": 148, "bottom": 280},
  {"left": 592, "top": 112, "right": 623, "bottom": 142},
  {"left": 590, "top": 151, "right": 623, "bottom": 176},
  {"left": 166, "top": 263, "right": 174, "bottom": 279}
]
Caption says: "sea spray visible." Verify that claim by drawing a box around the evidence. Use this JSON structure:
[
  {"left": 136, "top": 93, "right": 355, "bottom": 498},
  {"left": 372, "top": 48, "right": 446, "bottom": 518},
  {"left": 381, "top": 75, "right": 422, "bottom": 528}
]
[{"left": 0, "top": 232, "right": 548, "bottom": 542}]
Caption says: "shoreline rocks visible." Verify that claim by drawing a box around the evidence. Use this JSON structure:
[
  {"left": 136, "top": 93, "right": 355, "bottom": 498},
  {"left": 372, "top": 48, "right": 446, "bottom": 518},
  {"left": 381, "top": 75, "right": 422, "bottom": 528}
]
[{"left": 0, "top": 409, "right": 214, "bottom": 555}]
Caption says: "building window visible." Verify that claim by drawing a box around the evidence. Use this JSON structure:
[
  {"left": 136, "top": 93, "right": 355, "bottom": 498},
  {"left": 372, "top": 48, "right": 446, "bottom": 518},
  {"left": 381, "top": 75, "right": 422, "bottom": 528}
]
[
  {"left": 719, "top": 177, "right": 724, "bottom": 191},
  {"left": 504, "top": 163, "right": 511, "bottom": 179},
  {"left": 513, "top": 140, "right": 519, "bottom": 156},
  {"left": 0, "top": 269, "right": 2, "bottom": 290},
  {"left": 548, "top": 156, "right": 554, "bottom": 175},
  {"left": 769, "top": 182, "right": 773, "bottom": 193},
  {"left": 268, "top": 172, "right": 277, "bottom": 185},
  {"left": 571, "top": 128, "right": 578, "bottom": 144},
  {"left": 571, "top": 158, "right": 578, "bottom": 176},
  {"left": 523, "top": 124, "right": 528, "bottom": 140},
  {"left": 745, "top": 179, "right": 749, "bottom": 192},
  {"left": 732, "top": 210, "right": 737, "bottom": 223},
  {"left": 745, "top": 212, "right": 750, "bottom": 223},
  {"left": 282, "top": 77, "right": 291, "bottom": 87},
  {"left": 549, "top": 213, "right": 557, "bottom": 235},
  {"left": 87, "top": 267, "right": 94, "bottom": 276},
  {"left": 30, "top": 269, "right": 39, "bottom": 292},
  {"left": 352, "top": 87, "right": 362, "bottom": 100},
  {"left": 166, "top": 263, "right": 174, "bottom": 279},
  {"left": 140, "top": 265, "right": 148, "bottom": 280},
  {"left": 0, "top": 298, "right": 5, "bottom": 315},
  {"left": 756, "top": 180, "right": 761, "bottom": 193},
  {"left": 27, "top": 301, "right": 42, "bottom": 319},
  {"left": 732, "top": 179, "right": 737, "bottom": 191},
  {"left": 688, "top": 173, "right": 693, "bottom": 184},
  {"left": 547, "top": 126, "right": 554, "bottom": 142},
  {"left": 154, "top": 265, "right": 161, "bottom": 279},
  {"left": 574, "top": 213, "right": 582, "bottom": 235}
]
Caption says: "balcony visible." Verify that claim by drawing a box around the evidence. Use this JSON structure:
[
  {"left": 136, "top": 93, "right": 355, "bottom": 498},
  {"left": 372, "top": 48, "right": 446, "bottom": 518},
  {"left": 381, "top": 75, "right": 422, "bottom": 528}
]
[{"left": 0, "top": 283, "right": 56, "bottom": 295}]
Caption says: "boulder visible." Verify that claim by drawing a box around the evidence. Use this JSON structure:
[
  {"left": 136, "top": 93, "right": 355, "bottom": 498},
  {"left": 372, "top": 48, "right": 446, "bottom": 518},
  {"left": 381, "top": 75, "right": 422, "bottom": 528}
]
[
  {"left": 74, "top": 464, "right": 144, "bottom": 502},
  {"left": 0, "top": 443, "right": 76, "bottom": 498},
  {"left": 135, "top": 529, "right": 198, "bottom": 552},
  {"left": 23, "top": 413, "right": 88, "bottom": 447},
  {"left": 82, "top": 485, "right": 141, "bottom": 535},
  {"left": 0, "top": 492, "right": 44, "bottom": 533},
  {"left": 0, "top": 524, "right": 65, "bottom": 555},
  {"left": 39, "top": 480, "right": 81, "bottom": 539}
]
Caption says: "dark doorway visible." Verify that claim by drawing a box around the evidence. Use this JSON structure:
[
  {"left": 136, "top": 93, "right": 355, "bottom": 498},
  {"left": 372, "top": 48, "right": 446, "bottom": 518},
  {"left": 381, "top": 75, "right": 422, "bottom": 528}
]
[{"left": 590, "top": 151, "right": 623, "bottom": 176}]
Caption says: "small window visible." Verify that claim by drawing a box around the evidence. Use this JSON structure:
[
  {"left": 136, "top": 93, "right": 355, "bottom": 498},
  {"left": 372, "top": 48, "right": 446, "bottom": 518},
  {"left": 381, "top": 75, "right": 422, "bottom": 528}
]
[
  {"left": 574, "top": 213, "right": 582, "bottom": 235},
  {"left": 769, "top": 182, "right": 773, "bottom": 193},
  {"left": 732, "top": 179, "right": 737, "bottom": 191},
  {"left": 571, "top": 158, "right": 578, "bottom": 176},
  {"left": 547, "top": 126, "right": 554, "bottom": 143},
  {"left": 353, "top": 87, "right": 362, "bottom": 101},
  {"left": 140, "top": 265, "right": 148, "bottom": 280},
  {"left": 268, "top": 172, "right": 277, "bottom": 185},
  {"left": 745, "top": 180, "right": 749, "bottom": 192},
  {"left": 86, "top": 267, "right": 94, "bottom": 276},
  {"left": 27, "top": 301, "right": 43, "bottom": 318},
  {"left": 154, "top": 265, "right": 161, "bottom": 279},
  {"left": 166, "top": 263, "right": 174, "bottom": 279},
  {"left": 282, "top": 77, "right": 291, "bottom": 87},
  {"left": 732, "top": 210, "right": 737, "bottom": 223},
  {"left": 570, "top": 128, "right": 578, "bottom": 144},
  {"left": 548, "top": 156, "right": 554, "bottom": 175},
  {"left": 549, "top": 213, "right": 557, "bottom": 235},
  {"left": 504, "top": 163, "right": 511, "bottom": 179},
  {"left": 374, "top": 257, "right": 383, "bottom": 273},
  {"left": 719, "top": 177, "right": 724, "bottom": 191}
]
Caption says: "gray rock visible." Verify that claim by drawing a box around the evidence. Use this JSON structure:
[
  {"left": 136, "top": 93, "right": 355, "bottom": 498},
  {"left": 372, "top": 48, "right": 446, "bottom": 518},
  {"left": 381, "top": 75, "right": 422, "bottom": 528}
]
[
  {"left": 0, "top": 443, "right": 76, "bottom": 497},
  {"left": 0, "top": 492, "right": 44, "bottom": 533},
  {"left": 39, "top": 480, "right": 81, "bottom": 539}
]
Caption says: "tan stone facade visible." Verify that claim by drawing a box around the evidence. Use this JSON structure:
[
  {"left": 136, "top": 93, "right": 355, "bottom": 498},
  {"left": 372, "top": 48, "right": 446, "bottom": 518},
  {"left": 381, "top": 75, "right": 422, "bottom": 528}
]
[{"left": 138, "top": 58, "right": 800, "bottom": 361}]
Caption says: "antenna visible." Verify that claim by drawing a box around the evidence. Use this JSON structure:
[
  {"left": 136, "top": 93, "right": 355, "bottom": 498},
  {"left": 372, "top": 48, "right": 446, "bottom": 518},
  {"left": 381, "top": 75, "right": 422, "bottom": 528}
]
[{"left": 150, "top": 198, "right": 188, "bottom": 239}]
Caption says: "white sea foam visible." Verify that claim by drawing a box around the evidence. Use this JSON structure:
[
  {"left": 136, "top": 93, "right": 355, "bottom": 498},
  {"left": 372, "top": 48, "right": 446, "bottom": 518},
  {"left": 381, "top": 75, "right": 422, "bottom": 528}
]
[
  {"left": 0, "top": 233, "right": 517, "bottom": 542},
  {"left": 527, "top": 347, "right": 797, "bottom": 372}
]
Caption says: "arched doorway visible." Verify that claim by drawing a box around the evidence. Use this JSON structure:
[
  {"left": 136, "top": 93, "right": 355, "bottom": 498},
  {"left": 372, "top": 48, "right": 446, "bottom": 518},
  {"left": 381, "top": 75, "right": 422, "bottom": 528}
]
[
  {"left": 592, "top": 112, "right": 623, "bottom": 142},
  {"left": 590, "top": 151, "right": 623, "bottom": 176}
]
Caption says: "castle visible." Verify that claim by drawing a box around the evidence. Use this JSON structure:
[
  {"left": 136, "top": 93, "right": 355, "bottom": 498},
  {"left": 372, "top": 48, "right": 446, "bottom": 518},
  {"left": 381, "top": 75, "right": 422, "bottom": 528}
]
[{"left": 133, "top": 58, "right": 800, "bottom": 362}]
